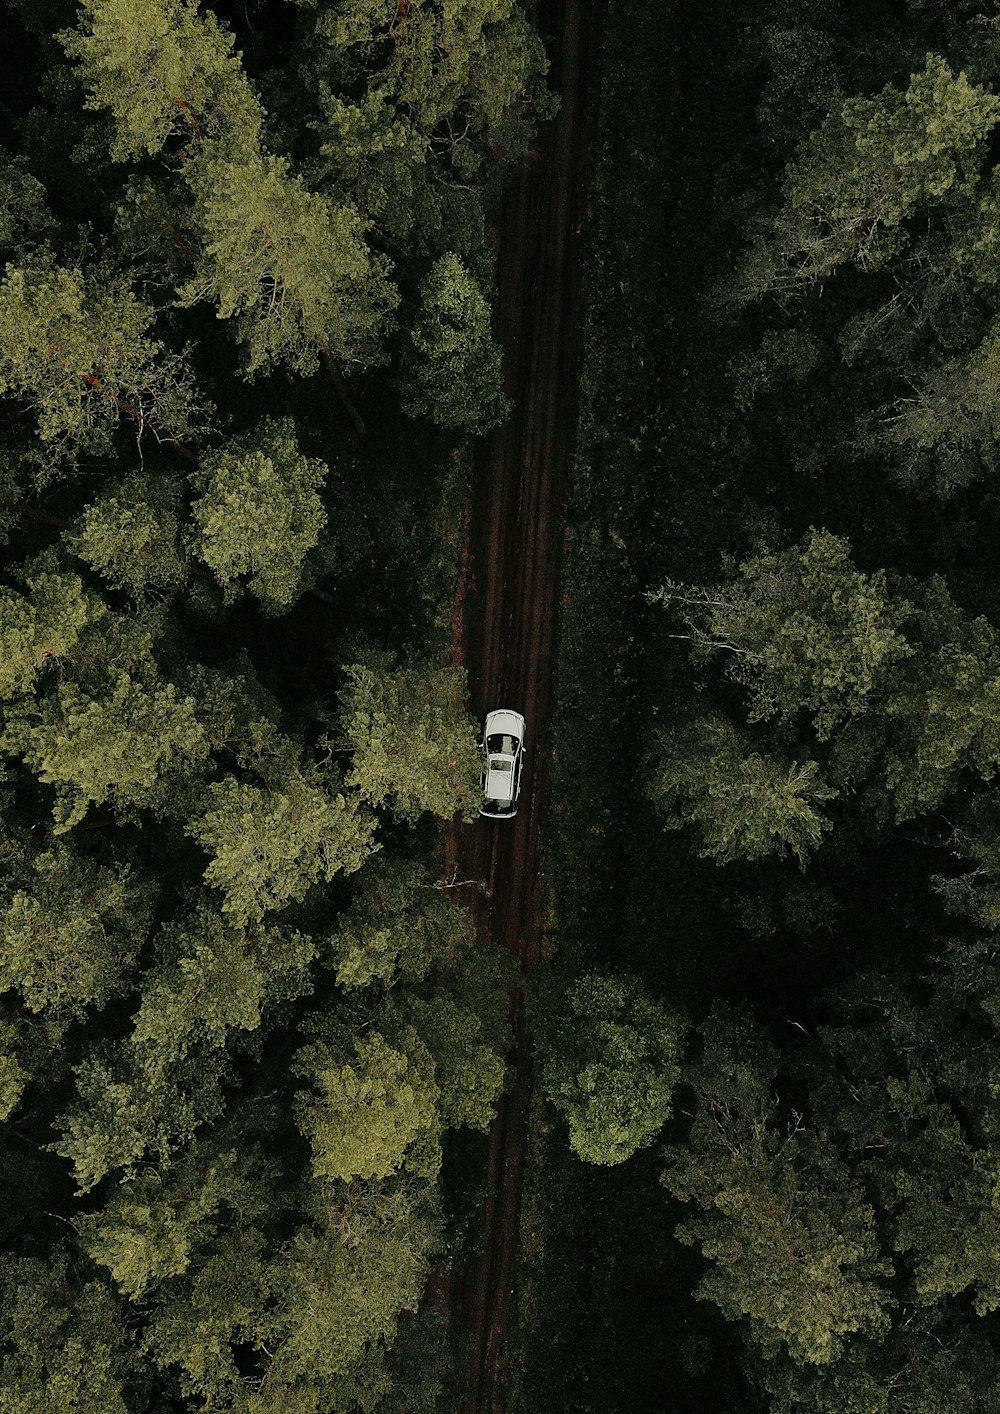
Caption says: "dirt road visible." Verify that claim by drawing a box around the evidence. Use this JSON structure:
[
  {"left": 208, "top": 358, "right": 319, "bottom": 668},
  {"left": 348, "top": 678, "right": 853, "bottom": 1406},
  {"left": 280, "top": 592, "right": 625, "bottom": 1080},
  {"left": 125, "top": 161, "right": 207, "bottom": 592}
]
[{"left": 444, "top": 0, "right": 604, "bottom": 1408}]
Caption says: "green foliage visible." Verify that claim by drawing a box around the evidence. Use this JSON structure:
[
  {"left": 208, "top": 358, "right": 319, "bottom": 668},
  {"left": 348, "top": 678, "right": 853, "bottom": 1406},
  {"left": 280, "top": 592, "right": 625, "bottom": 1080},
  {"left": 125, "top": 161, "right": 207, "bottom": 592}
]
[
  {"left": 759, "top": 1316, "right": 1000, "bottom": 1413},
  {"left": 61, "top": 0, "right": 261, "bottom": 160},
  {"left": 0, "top": 255, "right": 205, "bottom": 459},
  {"left": 0, "top": 846, "right": 147, "bottom": 1021},
  {"left": 3, "top": 672, "right": 208, "bottom": 831},
  {"left": 71, "top": 473, "right": 186, "bottom": 595},
  {"left": 0, "top": 1, "right": 544, "bottom": 1410},
  {"left": 294, "top": 1029, "right": 441, "bottom": 1182},
  {"left": 401, "top": 253, "right": 510, "bottom": 432},
  {"left": 536, "top": 971, "right": 685, "bottom": 1166},
  {"left": 304, "top": 0, "right": 551, "bottom": 170},
  {"left": 881, "top": 577, "right": 1000, "bottom": 819},
  {"left": 0, "top": 1258, "right": 135, "bottom": 1414},
  {"left": 337, "top": 651, "right": 482, "bottom": 822},
  {"left": 79, "top": 1146, "right": 253, "bottom": 1300},
  {"left": 181, "top": 151, "right": 397, "bottom": 376},
  {"left": 0, "top": 1021, "right": 28, "bottom": 1121},
  {"left": 648, "top": 714, "right": 836, "bottom": 865},
  {"left": 650, "top": 530, "right": 913, "bottom": 740},
  {"left": 190, "top": 418, "right": 327, "bottom": 610},
  {"left": 0, "top": 566, "right": 89, "bottom": 699},
  {"left": 131, "top": 907, "right": 317, "bottom": 1065},
  {"left": 0, "top": 153, "right": 52, "bottom": 256},
  {"left": 328, "top": 855, "right": 474, "bottom": 989},
  {"left": 738, "top": 54, "right": 1000, "bottom": 299},
  {"left": 663, "top": 1004, "right": 893, "bottom": 1366},
  {"left": 56, "top": 1046, "right": 230, "bottom": 1193},
  {"left": 143, "top": 1180, "right": 439, "bottom": 1408},
  {"left": 188, "top": 768, "right": 376, "bottom": 921},
  {"left": 399, "top": 993, "right": 507, "bottom": 1131}
]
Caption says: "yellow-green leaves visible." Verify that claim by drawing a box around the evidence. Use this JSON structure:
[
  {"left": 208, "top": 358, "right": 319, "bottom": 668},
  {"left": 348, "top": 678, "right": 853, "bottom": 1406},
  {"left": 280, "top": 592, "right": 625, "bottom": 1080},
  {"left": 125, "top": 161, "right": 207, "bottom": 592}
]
[
  {"left": 4, "top": 674, "right": 208, "bottom": 831},
  {"left": 536, "top": 971, "right": 684, "bottom": 1166},
  {"left": 72, "top": 474, "right": 186, "bottom": 595},
  {"left": 664, "top": 1004, "right": 892, "bottom": 1366},
  {"left": 181, "top": 150, "right": 397, "bottom": 376},
  {"left": 739, "top": 55, "right": 1000, "bottom": 299},
  {"left": 61, "top": 0, "right": 261, "bottom": 161},
  {"left": 0, "top": 257, "right": 205, "bottom": 459},
  {"left": 651, "top": 530, "right": 914, "bottom": 741},
  {"left": 188, "top": 770, "right": 376, "bottom": 921},
  {"left": 328, "top": 855, "right": 474, "bottom": 989},
  {"left": 190, "top": 418, "right": 327, "bottom": 611},
  {"left": 337, "top": 652, "right": 482, "bottom": 822},
  {"left": 0, "top": 848, "right": 146, "bottom": 1021},
  {"left": 0, "top": 569, "right": 89, "bottom": 699},
  {"left": 295, "top": 1031, "right": 441, "bottom": 1182},
  {"left": 648, "top": 715, "right": 837, "bottom": 867}
]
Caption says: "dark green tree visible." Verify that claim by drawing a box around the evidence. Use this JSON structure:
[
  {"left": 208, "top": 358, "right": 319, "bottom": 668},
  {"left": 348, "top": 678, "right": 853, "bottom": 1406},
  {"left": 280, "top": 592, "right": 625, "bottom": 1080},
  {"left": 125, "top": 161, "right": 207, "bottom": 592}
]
[
  {"left": 337, "top": 651, "right": 482, "bottom": 822},
  {"left": 536, "top": 971, "right": 685, "bottom": 1165},
  {"left": 401, "top": 253, "right": 510, "bottom": 432}
]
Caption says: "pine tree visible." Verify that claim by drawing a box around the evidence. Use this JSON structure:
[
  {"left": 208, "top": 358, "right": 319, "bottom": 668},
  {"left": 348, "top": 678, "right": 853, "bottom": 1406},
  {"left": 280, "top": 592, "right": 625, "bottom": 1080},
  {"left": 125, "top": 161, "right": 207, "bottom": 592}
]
[
  {"left": 187, "top": 768, "right": 377, "bottom": 921},
  {"left": 180, "top": 151, "right": 397, "bottom": 377},
  {"left": 0, "top": 255, "right": 206, "bottom": 460},
  {"left": 535, "top": 970, "right": 685, "bottom": 1165},
  {"left": 61, "top": 0, "right": 262, "bottom": 161},
  {"left": 648, "top": 714, "right": 837, "bottom": 866},
  {"left": 401, "top": 253, "right": 511, "bottom": 432},
  {"left": 337, "top": 650, "right": 482, "bottom": 823},
  {"left": 190, "top": 418, "right": 327, "bottom": 611}
]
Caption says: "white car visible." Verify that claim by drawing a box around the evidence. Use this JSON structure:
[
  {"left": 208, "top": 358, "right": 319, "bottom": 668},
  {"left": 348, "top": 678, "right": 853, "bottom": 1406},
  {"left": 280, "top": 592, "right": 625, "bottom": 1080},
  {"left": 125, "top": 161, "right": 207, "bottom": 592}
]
[{"left": 480, "top": 709, "right": 526, "bottom": 819}]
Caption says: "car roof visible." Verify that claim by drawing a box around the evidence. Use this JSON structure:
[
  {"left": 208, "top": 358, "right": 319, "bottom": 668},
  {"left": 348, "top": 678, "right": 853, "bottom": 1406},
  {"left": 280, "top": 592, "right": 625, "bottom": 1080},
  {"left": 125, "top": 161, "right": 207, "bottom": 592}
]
[{"left": 485, "top": 759, "right": 516, "bottom": 802}]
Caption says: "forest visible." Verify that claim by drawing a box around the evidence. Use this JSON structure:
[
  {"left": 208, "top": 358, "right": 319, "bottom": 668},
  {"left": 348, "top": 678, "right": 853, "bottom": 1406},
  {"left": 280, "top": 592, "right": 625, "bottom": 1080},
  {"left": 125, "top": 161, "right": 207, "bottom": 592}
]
[
  {"left": 8, "top": 0, "right": 1000, "bottom": 1412},
  {"left": 0, "top": 0, "right": 550, "bottom": 1408},
  {"left": 516, "top": 0, "right": 1000, "bottom": 1410}
]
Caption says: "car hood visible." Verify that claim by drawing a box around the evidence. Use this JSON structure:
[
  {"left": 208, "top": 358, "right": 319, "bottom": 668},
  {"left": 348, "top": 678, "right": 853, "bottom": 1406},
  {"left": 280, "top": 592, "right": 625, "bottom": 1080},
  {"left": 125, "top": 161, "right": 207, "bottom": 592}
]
[{"left": 485, "top": 709, "right": 524, "bottom": 739}]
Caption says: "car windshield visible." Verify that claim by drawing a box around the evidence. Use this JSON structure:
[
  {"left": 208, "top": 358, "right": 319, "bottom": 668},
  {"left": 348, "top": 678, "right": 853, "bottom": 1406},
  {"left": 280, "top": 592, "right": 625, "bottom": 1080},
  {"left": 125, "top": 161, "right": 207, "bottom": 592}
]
[{"left": 487, "top": 733, "right": 519, "bottom": 754}]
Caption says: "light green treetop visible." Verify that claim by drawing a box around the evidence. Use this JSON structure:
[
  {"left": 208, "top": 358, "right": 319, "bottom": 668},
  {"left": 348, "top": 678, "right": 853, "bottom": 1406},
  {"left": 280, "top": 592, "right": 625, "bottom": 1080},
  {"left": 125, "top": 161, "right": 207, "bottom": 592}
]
[
  {"left": 328, "top": 855, "right": 474, "bottom": 989},
  {"left": 187, "top": 768, "right": 377, "bottom": 921},
  {"left": 190, "top": 418, "right": 328, "bottom": 611},
  {"left": 0, "top": 255, "right": 205, "bottom": 459},
  {"left": 649, "top": 529, "right": 914, "bottom": 740},
  {"left": 61, "top": 0, "right": 262, "bottom": 161},
  {"left": 0, "top": 567, "right": 90, "bottom": 700},
  {"left": 2, "top": 672, "right": 208, "bottom": 831},
  {"left": 0, "top": 846, "right": 148, "bottom": 1022},
  {"left": 648, "top": 714, "right": 837, "bottom": 866},
  {"left": 72, "top": 473, "right": 186, "bottom": 595},
  {"left": 738, "top": 54, "right": 1000, "bottom": 299},
  {"left": 55, "top": 1045, "right": 230, "bottom": 1193},
  {"left": 294, "top": 1029, "right": 441, "bottom": 1182},
  {"left": 180, "top": 150, "right": 397, "bottom": 376},
  {"left": 337, "top": 651, "right": 482, "bottom": 822},
  {"left": 79, "top": 1146, "right": 256, "bottom": 1300},
  {"left": 131, "top": 907, "right": 317, "bottom": 1066},
  {"left": 400, "top": 252, "right": 510, "bottom": 432}
]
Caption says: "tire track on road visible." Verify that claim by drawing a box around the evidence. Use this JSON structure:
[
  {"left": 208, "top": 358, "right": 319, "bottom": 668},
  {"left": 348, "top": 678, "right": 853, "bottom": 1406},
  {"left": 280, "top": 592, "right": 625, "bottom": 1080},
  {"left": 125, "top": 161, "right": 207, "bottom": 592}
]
[{"left": 443, "top": 0, "right": 604, "bottom": 1408}]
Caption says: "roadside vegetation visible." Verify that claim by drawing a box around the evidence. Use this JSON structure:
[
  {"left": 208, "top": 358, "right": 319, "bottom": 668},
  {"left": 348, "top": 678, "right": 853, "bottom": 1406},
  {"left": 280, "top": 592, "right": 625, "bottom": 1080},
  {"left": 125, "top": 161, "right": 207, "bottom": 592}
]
[
  {"left": 521, "top": 0, "right": 1000, "bottom": 1410},
  {"left": 0, "top": 1, "right": 553, "bottom": 1408}
]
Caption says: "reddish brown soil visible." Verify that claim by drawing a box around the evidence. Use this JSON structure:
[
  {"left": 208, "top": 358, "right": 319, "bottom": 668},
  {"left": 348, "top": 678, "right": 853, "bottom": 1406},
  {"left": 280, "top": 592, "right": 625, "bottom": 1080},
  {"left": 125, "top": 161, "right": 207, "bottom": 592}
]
[{"left": 442, "top": 0, "right": 604, "bottom": 1408}]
